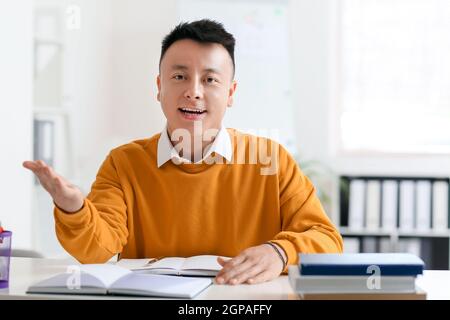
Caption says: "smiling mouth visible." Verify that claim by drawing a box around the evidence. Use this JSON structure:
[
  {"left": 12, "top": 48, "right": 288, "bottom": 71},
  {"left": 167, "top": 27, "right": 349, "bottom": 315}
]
[{"left": 178, "top": 107, "right": 207, "bottom": 115}]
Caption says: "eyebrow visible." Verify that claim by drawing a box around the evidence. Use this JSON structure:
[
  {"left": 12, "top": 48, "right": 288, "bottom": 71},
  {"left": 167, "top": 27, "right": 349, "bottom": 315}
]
[{"left": 171, "top": 64, "right": 222, "bottom": 75}]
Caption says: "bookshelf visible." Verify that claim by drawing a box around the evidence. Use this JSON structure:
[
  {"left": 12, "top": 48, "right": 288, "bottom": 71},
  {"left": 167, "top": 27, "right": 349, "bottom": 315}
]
[{"left": 339, "top": 175, "right": 450, "bottom": 270}]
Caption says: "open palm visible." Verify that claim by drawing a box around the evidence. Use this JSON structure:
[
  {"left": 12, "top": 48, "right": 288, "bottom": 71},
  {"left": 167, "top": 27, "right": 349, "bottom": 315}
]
[{"left": 23, "top": 160, "right": 84, "bottom": 213}]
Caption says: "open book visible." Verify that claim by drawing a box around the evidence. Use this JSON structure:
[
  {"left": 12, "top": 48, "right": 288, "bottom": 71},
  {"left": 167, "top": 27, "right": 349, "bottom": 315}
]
[
  {"left": 116, "top": 255, "right": 229, "bottom": 276},
  {"left": 26, "top": 264, "right": 212, "bottom": 298}
]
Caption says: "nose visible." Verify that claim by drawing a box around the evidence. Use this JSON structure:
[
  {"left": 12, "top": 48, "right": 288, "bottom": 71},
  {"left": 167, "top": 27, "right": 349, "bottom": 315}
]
[{"left": 184, "top": 79, "right": 203, "bottom": 101}]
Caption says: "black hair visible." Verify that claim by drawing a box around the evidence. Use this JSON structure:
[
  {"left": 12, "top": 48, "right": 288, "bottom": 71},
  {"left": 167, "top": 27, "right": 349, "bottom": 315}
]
[{"left": 160, "top": 19, "right": 236, "bottom": 75}]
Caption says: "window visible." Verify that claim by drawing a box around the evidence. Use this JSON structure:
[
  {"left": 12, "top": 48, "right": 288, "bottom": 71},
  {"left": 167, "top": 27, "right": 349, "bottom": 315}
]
[{"left": 339, "top": 0, "right": 450, "bottom": 154}]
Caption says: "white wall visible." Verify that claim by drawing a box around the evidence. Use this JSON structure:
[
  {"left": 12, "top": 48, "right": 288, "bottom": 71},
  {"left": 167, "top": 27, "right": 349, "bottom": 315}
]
[
  {"left": 288, "top": 0, "right": 338, "bottom": 219},
  {"left": 63, "top": 0, "right": 115, "bottom": 191},
  {"left": 109, "top": 0, "right": 176, "bottom": 145},
  {"left": 0, "top": 0, "right": 33, "bottom": 249},
  {"left": 290, "top": 0, "right": 333, "bottom": 163}
]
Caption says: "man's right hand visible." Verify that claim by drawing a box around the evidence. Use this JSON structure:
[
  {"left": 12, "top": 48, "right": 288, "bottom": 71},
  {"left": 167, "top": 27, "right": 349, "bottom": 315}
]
[{"left": 23, "top": 160, "right": 85, "bottom": 213}]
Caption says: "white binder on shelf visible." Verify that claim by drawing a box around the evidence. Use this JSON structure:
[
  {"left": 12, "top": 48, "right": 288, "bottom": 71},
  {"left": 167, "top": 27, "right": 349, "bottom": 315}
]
[
  {"left": 432, "top": 181, "right": 449, "bottom": 232},
  {"left": 415, "top": 181, "right": 432, "bottom": 231},
  {"left": 379, "top": 237, "right": 393, "bottom": 253},
  {"left": 381, "top": 180, "right": 398, "bottom": 231},
  {"left": 366, "top": 180, "right": 381, "bottom": 230},
  {"left": 361, "top": 237, "right": 377, "bottom": 253},
  {"left": 342, "top": 237, "right": 360, "bottom": 254},
  {"left": 348, "top": 179, "right": 365, "bottom": 230},
  {"left": 397, "top": 239, "right": 421, "bottom": 257},
  {"left": 399, "top": 181, "right": 415, "bottom": 231}
]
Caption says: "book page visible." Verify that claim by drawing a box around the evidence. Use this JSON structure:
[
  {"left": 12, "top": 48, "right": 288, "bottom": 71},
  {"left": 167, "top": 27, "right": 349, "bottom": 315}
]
[
  {"left": 116, "top": 258, "right": 185, "bottom": 271},
  {"left": 115, "top": 258, "right": 154, "bottom": 270},
  {"left": 80, "top": 264, "right": 131, "bottom": 288},
  {"left": 148, "top": 257, "right": 185, "bottom": 270},
  {"left": 182, "top": 255, "right": 227, "bottom": 271},
  {"left": 27, "top": 273, "right": 107, "bottom": 292},
  {"left": 109, "top": 273, "right": 212, "bottom": 298}
]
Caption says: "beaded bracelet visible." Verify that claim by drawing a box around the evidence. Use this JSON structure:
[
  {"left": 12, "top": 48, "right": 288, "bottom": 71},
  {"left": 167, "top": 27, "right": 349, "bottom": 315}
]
[{"left": 265, "top": 241, "right": 287, "bottom": 271}]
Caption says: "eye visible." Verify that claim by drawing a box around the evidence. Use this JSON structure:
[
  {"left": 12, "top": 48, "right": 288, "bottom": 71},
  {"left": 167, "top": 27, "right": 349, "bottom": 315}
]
[
  {"left": 205, "top": 76, "right": 218, "bottom": 84},
  {"left": 173, "top": 74, "right": 185, "bottom": 80}
]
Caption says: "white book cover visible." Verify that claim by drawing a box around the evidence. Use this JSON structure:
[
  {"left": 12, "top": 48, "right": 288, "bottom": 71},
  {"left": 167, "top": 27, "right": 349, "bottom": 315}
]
[
  {"left": 381, "top": 180, "right": 398, "bottom": 231},
  {"left": 399, "top": 181, "right": 415, "bottom": 231},
  {"left": 348, "top": 179, "right": 365, "bottom": 230},
  {"left": 366, "top": 180, "right": 381, "bottom": 230},
  {"left": 415, "top": 181, "right": 432, "bottom": 231},
  {"left": 432, "top": 181, "right": 449, "bottom": 231}
]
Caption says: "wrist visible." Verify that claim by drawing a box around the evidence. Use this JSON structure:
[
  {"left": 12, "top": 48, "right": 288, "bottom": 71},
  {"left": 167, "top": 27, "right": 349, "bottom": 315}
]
[
  {"left": 265, "top": 241, "right": 287, "bottom": 271},
  {"left": 54, "top": 199, "right": 84, "bottom": 214}
]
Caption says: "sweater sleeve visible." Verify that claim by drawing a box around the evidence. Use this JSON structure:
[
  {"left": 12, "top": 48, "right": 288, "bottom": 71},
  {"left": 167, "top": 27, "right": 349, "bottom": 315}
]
[
  {"left": 54, "top": 152, "right": 129, "bottom": 264},
  {"left": 270, "top": 146, "right": 343, "bottom": 271}
]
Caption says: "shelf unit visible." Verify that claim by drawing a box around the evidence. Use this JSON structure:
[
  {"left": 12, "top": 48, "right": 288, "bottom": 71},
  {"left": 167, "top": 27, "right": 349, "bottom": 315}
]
[{"left": 339, "top": 175, "right": 450, "bottom": 270}]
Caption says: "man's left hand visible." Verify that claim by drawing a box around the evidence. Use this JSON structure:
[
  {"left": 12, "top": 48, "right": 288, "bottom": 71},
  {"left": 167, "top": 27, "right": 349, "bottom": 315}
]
[{"left": 215, "top": 244, "right": 285, "bottom": 285}]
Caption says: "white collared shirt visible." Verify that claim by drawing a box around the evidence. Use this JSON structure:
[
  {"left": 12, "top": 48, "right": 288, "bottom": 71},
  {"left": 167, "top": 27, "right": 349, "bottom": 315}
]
[{"left": 157, "top": 125, "right": 233, "bottom": 168}]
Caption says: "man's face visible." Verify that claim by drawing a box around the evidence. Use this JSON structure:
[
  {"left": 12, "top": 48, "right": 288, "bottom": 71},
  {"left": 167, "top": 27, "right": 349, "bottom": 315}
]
[{"left": 157, "top": 39, "right": 237, "bottom": 137}]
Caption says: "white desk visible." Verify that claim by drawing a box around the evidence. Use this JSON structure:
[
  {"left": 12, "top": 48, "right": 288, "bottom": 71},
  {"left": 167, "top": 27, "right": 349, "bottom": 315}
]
[
  {"left": 0, "top": 257, "right": 297, "bottom": 300},
  {"left": 1, "top": 257, "right": 449, "bottom": 300}
]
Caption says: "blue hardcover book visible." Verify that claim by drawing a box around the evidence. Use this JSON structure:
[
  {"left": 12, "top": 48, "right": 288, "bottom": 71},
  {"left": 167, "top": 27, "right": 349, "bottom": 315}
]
[{"left": 299, "top": 253, "right": 424, "bottom": 276}]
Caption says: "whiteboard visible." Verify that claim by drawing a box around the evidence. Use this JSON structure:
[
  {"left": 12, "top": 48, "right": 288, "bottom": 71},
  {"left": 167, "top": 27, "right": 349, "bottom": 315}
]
[{"left": 177, "top": 0, "right": 297, "bottom": 156}]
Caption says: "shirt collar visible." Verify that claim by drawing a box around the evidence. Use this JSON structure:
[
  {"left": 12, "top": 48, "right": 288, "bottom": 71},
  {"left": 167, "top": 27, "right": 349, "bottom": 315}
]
[{"left": 157, "top": 124, "right": 232, "bottom": 168}]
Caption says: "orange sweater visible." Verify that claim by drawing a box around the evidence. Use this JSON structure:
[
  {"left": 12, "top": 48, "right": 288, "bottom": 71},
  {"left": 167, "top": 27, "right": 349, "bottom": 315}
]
[{"left": 54, "top": 129, "right": 343, "bottom": 268}]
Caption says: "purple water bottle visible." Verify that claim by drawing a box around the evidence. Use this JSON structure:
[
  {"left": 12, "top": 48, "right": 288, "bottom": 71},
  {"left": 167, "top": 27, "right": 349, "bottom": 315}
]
[{"left": 0, "top": 222, "right": 12, "bottom": 289}]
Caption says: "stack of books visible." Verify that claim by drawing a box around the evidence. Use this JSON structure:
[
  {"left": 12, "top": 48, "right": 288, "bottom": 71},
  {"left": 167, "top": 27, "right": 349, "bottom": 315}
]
[{"left": 289, "top": 253, "right": 426, "bottom": 300}]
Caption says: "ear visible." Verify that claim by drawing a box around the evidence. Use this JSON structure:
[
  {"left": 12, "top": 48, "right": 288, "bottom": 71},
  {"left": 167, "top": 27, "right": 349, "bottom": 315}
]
[
  {"left": 227, "top": 80, "right": 237, "bottom": 107},
  {"left": 156, "top": 75, "right": 161, "bottom": 102}
]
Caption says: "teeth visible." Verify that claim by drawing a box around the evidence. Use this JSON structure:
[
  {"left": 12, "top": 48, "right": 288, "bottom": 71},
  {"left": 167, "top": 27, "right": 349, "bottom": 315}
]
[{"left": 180, "top": 107, "right": 205, "bottom": 113}]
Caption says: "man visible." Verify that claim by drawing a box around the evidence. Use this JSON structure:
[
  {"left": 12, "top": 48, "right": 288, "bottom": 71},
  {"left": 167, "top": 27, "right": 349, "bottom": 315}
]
[{"left": 23, "top": 19, "right": 343, "bottom": 285}]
